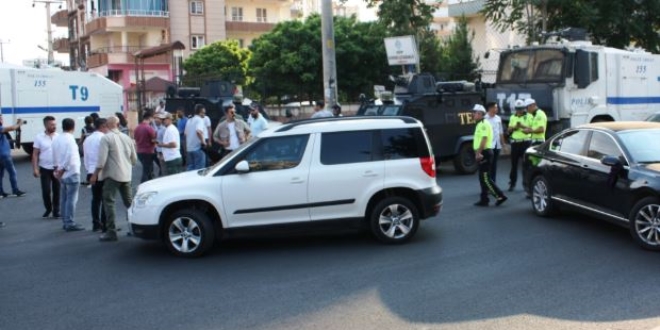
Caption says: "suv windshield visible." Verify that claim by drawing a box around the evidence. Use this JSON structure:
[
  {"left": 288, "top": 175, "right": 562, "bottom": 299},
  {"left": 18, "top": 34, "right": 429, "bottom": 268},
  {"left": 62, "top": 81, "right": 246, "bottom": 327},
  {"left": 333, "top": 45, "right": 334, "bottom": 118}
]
[{"left": 498, "top": 49, "right": 565, "bottom": 84}]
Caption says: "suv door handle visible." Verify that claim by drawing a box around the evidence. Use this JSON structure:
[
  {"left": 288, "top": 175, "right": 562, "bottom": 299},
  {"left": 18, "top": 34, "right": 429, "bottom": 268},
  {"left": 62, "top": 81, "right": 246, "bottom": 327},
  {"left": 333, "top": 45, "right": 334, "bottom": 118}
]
[
  {"left": 290, "top": 177, "right": 304, "bottom": 184},
  {"left": 363, "top": 171, "right": 378, "bottom": 177}
]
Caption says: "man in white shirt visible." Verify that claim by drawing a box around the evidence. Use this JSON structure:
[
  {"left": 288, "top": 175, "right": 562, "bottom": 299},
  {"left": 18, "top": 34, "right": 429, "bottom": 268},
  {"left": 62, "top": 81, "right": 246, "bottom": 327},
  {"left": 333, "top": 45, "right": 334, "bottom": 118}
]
[
  {"left": 213, "top": 104, "right": 250, "bottom": 159},
  {"left": 184, "top": 104, "right": 208, "bottom": 170},
  {"left": 154, "top": 100, "right": 165, "bottom": 115},
  {"left": 83, "top": 118, "right": 108, "bottom": 232},
  {"left": 311, "top": 100, "right": 333, "bottom": 119},
  {"left": 484, "top": 102, "right": 506, "bottom": 183},
  {"left": 157, "top": 112, "right": 183, "bottom": 175},
  {"left": 52, "top": 118, "right": 84, "bottom": 232},
  {"left": 32, "top": 115, "right": 60, "bottom": 218},
  {"left": 247, "top": 104, "right": 268, "bottom": 137}
]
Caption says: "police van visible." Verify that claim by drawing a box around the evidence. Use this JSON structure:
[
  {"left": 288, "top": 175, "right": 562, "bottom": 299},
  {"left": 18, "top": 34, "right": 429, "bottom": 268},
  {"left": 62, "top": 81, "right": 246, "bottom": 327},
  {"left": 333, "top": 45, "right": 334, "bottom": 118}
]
[{"left": 0, "top": 64, "right": 123, "bottom": 154}]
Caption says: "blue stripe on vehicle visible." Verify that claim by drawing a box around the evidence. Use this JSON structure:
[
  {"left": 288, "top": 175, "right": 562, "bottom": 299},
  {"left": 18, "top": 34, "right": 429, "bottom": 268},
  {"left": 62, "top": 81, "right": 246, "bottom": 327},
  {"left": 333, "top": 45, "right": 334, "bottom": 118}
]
[
  {"left": 1, "top": 106, "right": 101, "bottom": 114},
  {"left": 606, "top": 97, "right": 660, "bottom": 105}
]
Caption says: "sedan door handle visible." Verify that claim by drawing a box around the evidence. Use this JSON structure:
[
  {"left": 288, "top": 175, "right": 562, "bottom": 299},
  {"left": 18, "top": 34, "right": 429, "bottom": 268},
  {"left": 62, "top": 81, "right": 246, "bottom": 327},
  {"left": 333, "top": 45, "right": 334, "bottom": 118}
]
[
  {"left": 290, "top": 177, "right": 305, "bottom": 184},
  {"left": 363, "top": 171, "right": 378, "bottom": 177}
]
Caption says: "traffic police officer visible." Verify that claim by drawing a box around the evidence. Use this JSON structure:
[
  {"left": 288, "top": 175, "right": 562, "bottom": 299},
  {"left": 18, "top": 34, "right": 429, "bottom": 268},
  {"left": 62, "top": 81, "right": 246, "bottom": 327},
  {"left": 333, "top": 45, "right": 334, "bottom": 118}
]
[
  {"left": 507, "top": 99, "right": 532, "bottom": 191},
  {"left": 523, "top": 98, "right": 547, "bottom": 145},
  {"left": 472, "top": 104, "right": 507, "bottom": 207}
]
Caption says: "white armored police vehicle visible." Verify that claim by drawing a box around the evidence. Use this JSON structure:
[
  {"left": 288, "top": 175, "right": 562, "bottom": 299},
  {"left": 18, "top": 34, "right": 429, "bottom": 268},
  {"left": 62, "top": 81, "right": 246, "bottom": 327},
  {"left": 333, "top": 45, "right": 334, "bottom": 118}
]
[
  {"left": 487, "top": 28, "right": 660, "bottom": 136},
  {"left": 0, "top": 64, "right": 123, "bottom": 154}
]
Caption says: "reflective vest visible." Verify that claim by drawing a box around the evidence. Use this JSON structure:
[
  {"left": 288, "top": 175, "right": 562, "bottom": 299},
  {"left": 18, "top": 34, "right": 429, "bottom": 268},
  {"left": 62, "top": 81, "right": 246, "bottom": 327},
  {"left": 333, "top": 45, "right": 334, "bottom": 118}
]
[
  {"left": 509, "top": 113, "right": 532, "bottom": 141},
  {"left": 530, "top": 109, "right": 547, "bottom": 142},
  {"left": 473, "top": 119, "right": 493, "bottom": 150}
]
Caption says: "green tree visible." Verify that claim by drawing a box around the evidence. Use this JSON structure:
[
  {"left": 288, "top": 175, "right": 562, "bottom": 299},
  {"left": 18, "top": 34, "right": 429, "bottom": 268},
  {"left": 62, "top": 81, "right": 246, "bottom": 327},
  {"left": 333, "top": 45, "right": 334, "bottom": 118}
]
[
  {"left": 437, "top": 16, "right": 480, "bottom": 81},
  {"left": 182, "top": 40, "right": 252, "bottom": 86},
  {"left": 333, "top": 15, "right": 391, "bottom": 101},
  {"left": 249, "top": 16, "right": 323, "bottom": 103},
  {"left": 249, "top": 14, "right": 391, "bottom": 102},
  {"left": 362, "top": 0, "right": 442, "bottom": 73},
  {"left": 482, "top": 0, "right": 660, "bottom": 52}
]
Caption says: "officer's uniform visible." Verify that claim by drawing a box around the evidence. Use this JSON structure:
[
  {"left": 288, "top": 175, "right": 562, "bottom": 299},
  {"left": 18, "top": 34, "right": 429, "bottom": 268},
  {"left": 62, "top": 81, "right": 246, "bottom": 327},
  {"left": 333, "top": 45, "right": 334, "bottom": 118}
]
[
  {"left": 527, "top": 99, "right": 547, "bottom": 145},
  {"left": 508, "top": 103, "right": 532, "bottom": 190},
  {"left": 473, "top": 105, "right": 506, "bottom": 206}
]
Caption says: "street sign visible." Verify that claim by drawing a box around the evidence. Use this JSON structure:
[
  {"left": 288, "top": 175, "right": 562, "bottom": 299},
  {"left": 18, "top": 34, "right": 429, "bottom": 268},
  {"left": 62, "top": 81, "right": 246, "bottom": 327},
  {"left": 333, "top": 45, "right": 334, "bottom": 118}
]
[{"left": 384, "top": 36, "right": 419, "bottom": 66}]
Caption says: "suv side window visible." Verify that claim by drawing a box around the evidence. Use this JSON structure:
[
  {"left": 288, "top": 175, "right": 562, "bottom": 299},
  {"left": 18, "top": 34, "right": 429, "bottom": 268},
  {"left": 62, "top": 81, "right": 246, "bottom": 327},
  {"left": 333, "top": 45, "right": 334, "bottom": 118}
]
[
  {"left": 587, "top": 131, "right": 624, "bottom": 161},
  {"left": 381, "top": 128, "right": 429, "bottom": 159},
  {"left": 321, "top": 130, "right": 374, "bottom": 165},
  {"left": 243, "top": 135, "right": 309, "bottom": 172},
  {"left": 550, "top": 129, "right": 589, "bottom": 155}
]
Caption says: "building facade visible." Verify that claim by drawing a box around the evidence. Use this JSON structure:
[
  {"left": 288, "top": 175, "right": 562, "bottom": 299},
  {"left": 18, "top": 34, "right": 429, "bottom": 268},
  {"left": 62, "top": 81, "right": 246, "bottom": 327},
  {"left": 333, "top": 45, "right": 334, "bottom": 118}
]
[{"left": 53, "top": 0, "right": 296, "bottom": 112}]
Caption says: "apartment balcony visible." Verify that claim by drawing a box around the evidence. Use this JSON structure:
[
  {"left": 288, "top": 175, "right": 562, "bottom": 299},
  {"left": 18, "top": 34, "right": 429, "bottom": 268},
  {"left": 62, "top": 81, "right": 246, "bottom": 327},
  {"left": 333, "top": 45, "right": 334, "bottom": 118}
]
[
  {"left": 53, "top": 38, "right": 70, "bottom": 53},
  {"left": 86, "top": 46, "right": 170, "bottom": 68},
  {"left": 447, "top": 0, "right": 485, "bottom": 17},
  {"left": 51, "top": 9, "right": 69, "bottom": 27},
  {"left": 85, "top": 11, "right": 169, "bottom": 36},
  {"left": 226, "top": 20, "right": 277, "bottom": 34}
]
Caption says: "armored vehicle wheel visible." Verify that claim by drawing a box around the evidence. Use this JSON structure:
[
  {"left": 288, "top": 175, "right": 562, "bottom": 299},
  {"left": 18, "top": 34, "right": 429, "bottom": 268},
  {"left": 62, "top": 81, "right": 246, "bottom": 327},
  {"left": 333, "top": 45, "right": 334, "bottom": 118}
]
[{"left": 453, "top": 143, "right": 478, "bottom": 174}]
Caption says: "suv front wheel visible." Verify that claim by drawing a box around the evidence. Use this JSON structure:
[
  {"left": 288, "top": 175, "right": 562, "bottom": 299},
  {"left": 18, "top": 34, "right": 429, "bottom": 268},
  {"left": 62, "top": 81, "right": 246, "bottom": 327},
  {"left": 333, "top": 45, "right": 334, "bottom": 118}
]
[
  {"left": 164, "top": 209, "right": 215, "bottom": 257},
  {"left": 370, "top": 197, "right": 420, "bottom": 244}
]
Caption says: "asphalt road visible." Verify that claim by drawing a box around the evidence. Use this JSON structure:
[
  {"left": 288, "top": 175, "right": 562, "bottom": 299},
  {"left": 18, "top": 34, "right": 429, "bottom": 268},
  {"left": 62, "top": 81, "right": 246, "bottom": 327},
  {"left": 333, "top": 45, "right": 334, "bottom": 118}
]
[{"left": 2, "top": 150, "right": 660, "bottom": 330}]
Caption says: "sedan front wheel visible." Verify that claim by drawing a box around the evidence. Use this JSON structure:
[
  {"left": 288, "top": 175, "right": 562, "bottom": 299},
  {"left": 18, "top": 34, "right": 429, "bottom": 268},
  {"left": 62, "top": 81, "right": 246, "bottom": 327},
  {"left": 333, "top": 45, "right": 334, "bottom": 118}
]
[{"left": 629, "top": 197, "right": 660, "bottom": 251}]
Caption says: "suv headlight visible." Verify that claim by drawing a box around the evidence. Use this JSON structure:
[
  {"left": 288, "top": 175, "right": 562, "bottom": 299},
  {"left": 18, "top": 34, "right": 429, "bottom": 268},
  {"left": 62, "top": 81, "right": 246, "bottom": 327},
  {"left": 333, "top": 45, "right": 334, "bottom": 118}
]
[{"left": 134, "top": 191, "right": 158, "bottom": 208}]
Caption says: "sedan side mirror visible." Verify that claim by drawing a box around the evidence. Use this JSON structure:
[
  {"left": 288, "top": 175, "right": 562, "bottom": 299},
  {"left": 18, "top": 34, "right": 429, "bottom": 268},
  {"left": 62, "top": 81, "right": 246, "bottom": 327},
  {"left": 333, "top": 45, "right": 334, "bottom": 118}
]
[
  {"left": 601, "top": 155, "right": 622, "bottom": 167},
  {"left": 235, "top": 160, "right": 250, "bottom": 173}
]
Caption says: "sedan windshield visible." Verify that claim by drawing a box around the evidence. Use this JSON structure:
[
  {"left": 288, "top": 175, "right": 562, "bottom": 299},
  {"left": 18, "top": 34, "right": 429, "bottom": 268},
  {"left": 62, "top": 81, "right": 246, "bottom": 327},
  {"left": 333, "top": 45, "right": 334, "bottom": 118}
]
[{"left": 618, "top": 130, "right": 660, "bottom": 163}]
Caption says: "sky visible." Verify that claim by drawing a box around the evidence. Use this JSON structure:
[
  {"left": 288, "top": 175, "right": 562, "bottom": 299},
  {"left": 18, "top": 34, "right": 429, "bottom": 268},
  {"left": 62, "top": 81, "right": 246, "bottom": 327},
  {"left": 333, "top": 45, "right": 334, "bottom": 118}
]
[{"left": 0, "top": 0, "right": 69, "bottom": 66}]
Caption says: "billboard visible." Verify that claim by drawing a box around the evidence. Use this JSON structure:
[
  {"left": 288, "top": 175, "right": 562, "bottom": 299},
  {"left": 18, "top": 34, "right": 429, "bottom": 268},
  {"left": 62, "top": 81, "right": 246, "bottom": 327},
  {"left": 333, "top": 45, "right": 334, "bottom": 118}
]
[{"left": 384, "top": 35, "right": 419, "bottom": 66}]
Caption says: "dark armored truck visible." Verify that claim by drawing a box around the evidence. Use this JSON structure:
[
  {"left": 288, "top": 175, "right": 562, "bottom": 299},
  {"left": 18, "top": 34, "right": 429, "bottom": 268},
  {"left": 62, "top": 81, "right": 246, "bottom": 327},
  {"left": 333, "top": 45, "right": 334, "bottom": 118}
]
[{"left": 357, "top": 73, "right": 485, "bottom": 174}]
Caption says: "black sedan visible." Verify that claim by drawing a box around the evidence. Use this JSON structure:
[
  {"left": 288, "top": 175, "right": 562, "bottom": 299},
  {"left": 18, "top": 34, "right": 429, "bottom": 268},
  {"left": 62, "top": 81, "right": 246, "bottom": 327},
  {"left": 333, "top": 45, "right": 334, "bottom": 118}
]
[{"left": 523, "top": 121, "right": 660, "bottom": 251}]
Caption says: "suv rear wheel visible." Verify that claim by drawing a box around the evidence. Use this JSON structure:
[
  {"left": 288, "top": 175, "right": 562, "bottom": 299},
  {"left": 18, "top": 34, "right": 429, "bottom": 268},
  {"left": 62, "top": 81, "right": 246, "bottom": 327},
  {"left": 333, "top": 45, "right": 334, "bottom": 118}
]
[
  {"left": 370, "top": 197, "right": 420, "bottom": 244},
  {"left": 164, "top": 209, "right": 215, "bottom": 257}
]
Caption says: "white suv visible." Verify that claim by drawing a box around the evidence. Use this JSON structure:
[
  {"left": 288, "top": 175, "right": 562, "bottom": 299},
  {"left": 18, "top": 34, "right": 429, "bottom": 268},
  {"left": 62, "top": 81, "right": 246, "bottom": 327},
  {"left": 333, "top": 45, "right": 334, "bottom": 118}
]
[{"left": 128, "top": 116, "right": 443, "bottom": 257}]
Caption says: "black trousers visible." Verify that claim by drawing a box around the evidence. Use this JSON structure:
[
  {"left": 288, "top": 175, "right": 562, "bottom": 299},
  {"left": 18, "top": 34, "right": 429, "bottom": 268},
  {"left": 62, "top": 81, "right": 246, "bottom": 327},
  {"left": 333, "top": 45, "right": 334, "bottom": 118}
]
[
  {"left": 509, "top": 141, "right": 531, "bottom": 187},
  {"left": 39, "top": 167, "right": 60, "bottom": 214},
  {"left": 478, "top": 149, "right": 505, "bottom": 202},
  {"left": 87, "top": 174, "right": 106, "bottom": 228},
  {"left": 489, "top": 148, "right": 501, "bottom": 183}
]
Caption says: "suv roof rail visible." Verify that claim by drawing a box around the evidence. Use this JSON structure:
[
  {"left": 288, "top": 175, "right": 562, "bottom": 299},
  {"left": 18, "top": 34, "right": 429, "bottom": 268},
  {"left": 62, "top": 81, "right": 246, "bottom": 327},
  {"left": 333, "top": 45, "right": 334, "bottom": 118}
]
[{"left": 275, "top": 116, "right": 419, "bottom": 132}]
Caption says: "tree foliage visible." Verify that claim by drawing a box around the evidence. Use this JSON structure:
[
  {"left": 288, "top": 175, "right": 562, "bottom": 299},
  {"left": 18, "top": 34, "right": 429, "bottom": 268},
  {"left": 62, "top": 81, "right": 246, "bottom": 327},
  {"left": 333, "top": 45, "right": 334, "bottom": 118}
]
[
  {"left": 249, "top": 14, "right": 391, "bottom": 102},
  {"left": 182, "top": 40, "right": 252, "bottom": 86},
  {"left": 363, "top": 0, "right": 442, "bottom": 73},
  {"left": 482, "top": 0, "right": 660, "bottom": 52},
  {"left": 437, "top": 16, "right": 480, "bottom": 81}
]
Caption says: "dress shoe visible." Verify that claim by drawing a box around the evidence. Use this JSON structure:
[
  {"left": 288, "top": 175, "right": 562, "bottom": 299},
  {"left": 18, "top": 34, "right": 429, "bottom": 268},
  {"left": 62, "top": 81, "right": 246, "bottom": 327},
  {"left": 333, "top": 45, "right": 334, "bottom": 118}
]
[
  {"left": 508, "top": 184, "right": 515, "bottom": 192},
  {"left": 42, "top": 210, "right": 51, "bottom": 218},
  {"left": 52, "top": 212, "right": 61, "bottom": 219},
  {"left": 474, "top": 200, "right": 489, "bottom": 207},
  {"left": 92, "top": 222, "right": 102, "bottom": 232},
  {"left": 99, "top": 232, "right": 118, "bottom": 242},
  {"left": 496, "top": 196, "right": 508, "bottom": 206}
]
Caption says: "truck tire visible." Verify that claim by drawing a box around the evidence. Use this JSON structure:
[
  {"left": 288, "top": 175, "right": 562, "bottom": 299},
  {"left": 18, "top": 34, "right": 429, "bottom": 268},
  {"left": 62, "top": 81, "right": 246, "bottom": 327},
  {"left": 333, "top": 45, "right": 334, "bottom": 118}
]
[
  {"left": 453, "top": 143, "right": 478, "bottom": 174},
  {"left": 21, "top": 143, "right": 33, "bottom": 156}
]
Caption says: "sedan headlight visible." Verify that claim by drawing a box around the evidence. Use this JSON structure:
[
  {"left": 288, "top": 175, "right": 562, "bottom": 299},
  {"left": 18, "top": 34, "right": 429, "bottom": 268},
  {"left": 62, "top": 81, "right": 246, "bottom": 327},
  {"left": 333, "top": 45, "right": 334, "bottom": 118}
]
[{"left": 134, "top": 191, "right": 158, "bottom": 208}]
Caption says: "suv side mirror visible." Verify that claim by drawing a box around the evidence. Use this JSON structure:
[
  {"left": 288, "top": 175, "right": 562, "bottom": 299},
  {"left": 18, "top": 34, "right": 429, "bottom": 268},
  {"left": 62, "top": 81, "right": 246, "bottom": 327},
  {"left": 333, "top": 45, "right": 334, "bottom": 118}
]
[
  {"left": 601, "top": 155, "right": 622, "bottom": 167},
  {"left": 235, "top": 160, "right": 250, "bottom": 173}
]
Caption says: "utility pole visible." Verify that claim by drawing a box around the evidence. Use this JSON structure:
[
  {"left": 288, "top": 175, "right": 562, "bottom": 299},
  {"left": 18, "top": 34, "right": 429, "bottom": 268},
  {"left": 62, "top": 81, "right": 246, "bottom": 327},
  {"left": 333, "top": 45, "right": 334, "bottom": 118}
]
[
  {"left": 320, "top": 0, "right": 338, "bottom": 108},
  {"left": 33, "top": 0, "right": 64, "bottom": 65},
  {"left": 0, "top": 39, "right": 10, "bottom": 63}
]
